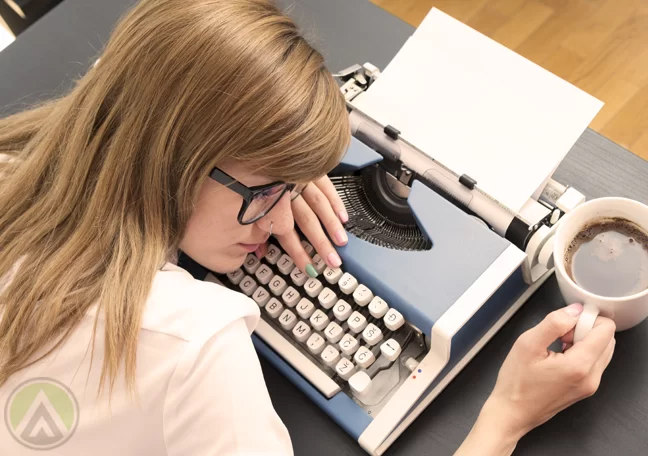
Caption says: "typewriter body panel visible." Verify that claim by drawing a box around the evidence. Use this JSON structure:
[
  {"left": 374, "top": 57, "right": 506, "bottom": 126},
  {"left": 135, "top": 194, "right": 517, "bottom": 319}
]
[{"left": 327, "top": 136, "right": 520, "bottom": 337}]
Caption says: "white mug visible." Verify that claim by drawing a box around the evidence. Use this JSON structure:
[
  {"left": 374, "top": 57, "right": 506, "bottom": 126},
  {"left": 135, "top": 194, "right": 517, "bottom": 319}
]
[{"left": 553, "top": 197, "right": 648, "bottom": 342}]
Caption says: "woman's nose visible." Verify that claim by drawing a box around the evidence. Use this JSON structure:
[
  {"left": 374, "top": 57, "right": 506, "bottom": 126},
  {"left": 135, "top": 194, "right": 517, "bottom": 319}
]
[{"left": 260, "top": 192, "right": 294, "bottom": 236}]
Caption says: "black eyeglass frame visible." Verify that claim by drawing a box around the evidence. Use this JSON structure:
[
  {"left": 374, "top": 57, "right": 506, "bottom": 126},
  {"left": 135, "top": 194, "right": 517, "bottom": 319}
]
[{"left": 209, "top": 167, "right": 305, "bottom": 225}]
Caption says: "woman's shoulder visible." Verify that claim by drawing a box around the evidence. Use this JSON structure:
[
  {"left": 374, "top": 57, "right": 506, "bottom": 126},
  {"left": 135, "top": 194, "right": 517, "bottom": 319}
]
[{"left": 140, "top": 262, "right": 261, "bottom": 345}]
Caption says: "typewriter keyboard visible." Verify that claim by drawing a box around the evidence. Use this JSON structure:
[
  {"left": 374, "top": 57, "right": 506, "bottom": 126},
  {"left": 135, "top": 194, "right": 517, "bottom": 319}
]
[{"left": 216, "top": 239, "right": 427, "bottom": 411}]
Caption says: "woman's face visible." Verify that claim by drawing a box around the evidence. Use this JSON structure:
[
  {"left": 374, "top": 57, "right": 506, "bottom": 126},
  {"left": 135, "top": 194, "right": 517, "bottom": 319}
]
[{"left": 178, "top": 161, "right": 294, "bottom": 273}]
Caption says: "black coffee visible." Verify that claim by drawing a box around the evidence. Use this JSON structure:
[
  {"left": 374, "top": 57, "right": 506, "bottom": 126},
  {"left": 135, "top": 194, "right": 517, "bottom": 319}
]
[{"left": 565, "top": 217, "right": 648, "bottom": 297}]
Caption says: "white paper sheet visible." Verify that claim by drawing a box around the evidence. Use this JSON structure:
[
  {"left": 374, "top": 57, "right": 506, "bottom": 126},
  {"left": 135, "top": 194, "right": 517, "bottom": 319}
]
[{"left": 352, "top": 8, "right": 603, "bottom": 213}]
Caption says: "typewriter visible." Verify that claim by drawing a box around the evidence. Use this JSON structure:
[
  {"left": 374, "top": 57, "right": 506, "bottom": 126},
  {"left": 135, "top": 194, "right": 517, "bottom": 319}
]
[{"left": 178, "top": 59, "right": 589, "bottom": 455}]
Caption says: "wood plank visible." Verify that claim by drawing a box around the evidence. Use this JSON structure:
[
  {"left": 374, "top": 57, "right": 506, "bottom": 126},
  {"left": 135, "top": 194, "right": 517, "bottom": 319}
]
[
  {"left": 539, "top": 46, "right": 584, "bottom": 82},
  {"left": 600, "top": 84, "right": 648, "bottom": 150},
  {"left": 370, "top": 0, "right": 492, "bottom": 26},
  {"left": 514, "top": 1, "right": 599, "bottom": 64},
  {"left": 490, "top": 0, "right": 554, "bottom": 50},
  {"left": 538, "top": 0, "right": 583, "bottom": 11},
  {"left": 488, "top": 0, "right": 528, "bottom": 17},
  {"left": 569, "top": 11, "right": 648, "bottom": 95},
  {"left": 614, "top": 45, "right": 648, "bottom": 88},
  {"left": 412, "top": 0, "right": 491, "bottom": 25},
  {"left": 630, "top": 129, "right": 648, "bottom": 160},
  {"left": 466, "top": 5, "right": 510, "bottom": 36},
  {"left": 561, "top": 0, "right": 641, "bottom": 58},
  {"left": 588, "top": 78, "right": 640, "bottom": 131}
]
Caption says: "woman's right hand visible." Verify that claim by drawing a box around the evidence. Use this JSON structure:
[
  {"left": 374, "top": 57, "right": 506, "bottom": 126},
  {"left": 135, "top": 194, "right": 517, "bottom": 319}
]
[{"left": 455, "top": 303, "right": 616, "bottom": 455}]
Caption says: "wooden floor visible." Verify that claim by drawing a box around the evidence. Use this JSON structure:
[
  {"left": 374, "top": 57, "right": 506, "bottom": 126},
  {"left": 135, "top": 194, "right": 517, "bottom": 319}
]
[{"left": 370, "top": 0, "right": 648, "bottom": 161}]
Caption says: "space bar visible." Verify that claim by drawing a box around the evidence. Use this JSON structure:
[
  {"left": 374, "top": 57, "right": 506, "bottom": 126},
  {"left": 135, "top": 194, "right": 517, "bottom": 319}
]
[{"left": 255, "top": 319, "right": 341, "bottom": 398}]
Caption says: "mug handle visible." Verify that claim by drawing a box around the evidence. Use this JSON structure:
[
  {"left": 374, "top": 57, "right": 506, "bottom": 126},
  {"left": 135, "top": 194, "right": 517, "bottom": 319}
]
[{"left": 573, "top": 303, "right": 599, "bottom": 343}]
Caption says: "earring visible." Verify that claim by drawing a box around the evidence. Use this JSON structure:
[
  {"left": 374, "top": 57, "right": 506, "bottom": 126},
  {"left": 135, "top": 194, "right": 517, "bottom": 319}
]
[{"left": 269, "top": 221, "right": 273, "bottom": 237}]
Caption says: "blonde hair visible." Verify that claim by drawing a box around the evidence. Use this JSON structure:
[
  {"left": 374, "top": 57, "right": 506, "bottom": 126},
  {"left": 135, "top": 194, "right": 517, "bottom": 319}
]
[{"left": 0, "top": 0, "right": 350, "bottom": 396}]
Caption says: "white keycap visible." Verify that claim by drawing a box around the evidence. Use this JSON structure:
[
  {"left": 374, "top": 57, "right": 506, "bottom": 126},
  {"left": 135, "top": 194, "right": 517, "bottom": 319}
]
[
  {"left": 290, "top": 267, "right": 308, "bottom": 286},
  {"left": 380, "top": 339, "right": 402, "bottom": 362},
  {"left": 338, "top": 272, "right": 358, "bottom": 295},
  {"left": 368, "top": 296, "right": 389, "bottom": 318},
  {"left": 349, "top": 371, "right": 372, "bottom": 398},
  {"left": 292, "top": 321, "right": 312, "bottom": 342},
  {"left": 324, "top": 321, "right": 344, "bottom": 343},
  {"left": 347, "top": 311, "right": 367, "bottom": 334},
  {"left": 321, "top": 345, "right": 340, "bottom": 367},
  {"left": 312, "top": 254, "right": 327, "bottom": 274},
  {"left": 310, "top": 309, "right": 329, "bottom": 331},
  {"left": 265, "top": 298, "right": 284, "bottom": 319},
  {"left": 318, "top": 287, "right": 337, "bottom": 309},
  {"left": 307, "top": 333, "right": 326, "bottom": 355},
  {"left": 226, "top": 268, "right": 244, "bottom": 285},
  {"left": 277, "top": 254, "right": 295, "bottom": 275},
  {"left": 333, "top": 300, "right": 352, "bottom": 321},
  {"left": 304, "top": 277, "right": 323, "bottom": 298},
  {"left": 281, "top": 286, "right": 300, "bottom": 307},
  {"left": 239, "top": 275, "right": 257, "bottom": 296},
  {"left": 323, "top": 267, "right": 343, "bottom": 284},
  {"left": 405, "top": 357, "right": 419, "bottom": 372},
  {"left": 335, "top": 358, "right": 356, "bottom": 380},
  {"left": 353, "top": 346, "right": 375, "bottom": 368},
  {"left": 362, "top": 323, "right": 383, "bottom": 346},
  {"left": 301, "top": 240, "right": 315, "bottom": 257},
  {"left": 279, "top": 309, "right": 298, "bottom": 331},
  {"left": 269, "top": 275, "right": 288, "bottom": 296},
  {"left": 265, "top": 244, "right": 282, "bottom": 264},
  {"left": 243, "top": 254, "right": 261, "bottom": 274},
  {"left": 353, "top": 285, "right": 374, "bottom": 306},
  {"left": 339, "top": 333, "right": 359, "bottom": 356},
  {"left": 252, "top": 287, "right": 271, "bottom": 307},
  {"left": 296, "top": 298, "right": 315, "bottom": 319},
  {"left": 384, "top": 308, "right": 405, "bottom": 331},
  {"left": 255, "top": 264, "right": 273, "bottom": 285}
]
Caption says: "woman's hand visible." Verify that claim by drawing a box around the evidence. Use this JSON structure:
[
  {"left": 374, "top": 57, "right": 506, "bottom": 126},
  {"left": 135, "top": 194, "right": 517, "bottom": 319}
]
[
  {"left": 273, "top": 175, "right": 349, "bottom": 277},
  {"left": 455, "top": 303, "right": 616, "bottom": 456}
]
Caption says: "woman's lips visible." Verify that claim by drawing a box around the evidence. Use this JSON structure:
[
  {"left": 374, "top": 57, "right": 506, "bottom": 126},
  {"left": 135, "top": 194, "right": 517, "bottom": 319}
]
[{"left": 238, "top": 243, "right": 261, "bottom": 253}]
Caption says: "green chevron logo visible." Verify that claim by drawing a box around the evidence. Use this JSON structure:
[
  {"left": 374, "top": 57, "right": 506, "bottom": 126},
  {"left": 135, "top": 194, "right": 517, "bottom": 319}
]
[{"left": 5, "top": 378, "right": 79, "bottom": 449}]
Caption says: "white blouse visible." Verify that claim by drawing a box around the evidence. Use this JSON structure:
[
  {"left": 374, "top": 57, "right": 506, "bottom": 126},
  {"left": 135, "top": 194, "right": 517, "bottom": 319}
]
[{"left": 0, "top": 262, "right": 293, "bottom": 455}]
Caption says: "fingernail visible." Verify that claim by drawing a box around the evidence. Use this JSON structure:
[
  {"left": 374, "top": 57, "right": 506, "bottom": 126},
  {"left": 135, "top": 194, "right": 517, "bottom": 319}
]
[
  {"left": 565, "top": 303, "right": 583, "bottom": 317},
  {"left": 339, "top": 210, "right": 349, "bottom": 224},
  {"left": 562, "top": 342, "right": 567, "bottom": 352},
  {"left": 305, "top": 264, "right": 318, "bottom": 278},
  {"left": 335, "top": 229, "right": 348, "bottom": 245},
  {"left": 327, "top": 252, "right": 342, "bottom": 268}
]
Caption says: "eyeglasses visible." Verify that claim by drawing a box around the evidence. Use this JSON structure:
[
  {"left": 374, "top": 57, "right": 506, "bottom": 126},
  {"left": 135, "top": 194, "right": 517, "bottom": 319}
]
[{"left": 209, "top": 167, "right": 308, "bottom": 224}]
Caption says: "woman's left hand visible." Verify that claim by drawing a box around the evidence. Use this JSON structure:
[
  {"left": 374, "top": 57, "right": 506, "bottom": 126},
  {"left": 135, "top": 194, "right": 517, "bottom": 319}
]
[{"left": 266, "top": 175, "right": 349, "bottom": 278}]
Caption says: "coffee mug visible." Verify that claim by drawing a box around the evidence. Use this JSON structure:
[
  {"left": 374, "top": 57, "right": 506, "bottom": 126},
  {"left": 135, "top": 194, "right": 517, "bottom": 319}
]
[{"left": 553, "top": 197, "right": 648, "bottom": 342}]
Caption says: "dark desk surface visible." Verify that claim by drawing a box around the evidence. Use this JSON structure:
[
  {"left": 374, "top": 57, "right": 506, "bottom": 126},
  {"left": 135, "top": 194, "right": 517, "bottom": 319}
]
[{"left": 1, "top": 1, "right": 647, "bottom": 455}]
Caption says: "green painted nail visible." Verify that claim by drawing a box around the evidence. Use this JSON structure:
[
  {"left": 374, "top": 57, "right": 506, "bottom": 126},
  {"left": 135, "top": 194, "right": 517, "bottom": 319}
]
[{"left": 305, "top": 264, "right": 318, "bottom": 278}]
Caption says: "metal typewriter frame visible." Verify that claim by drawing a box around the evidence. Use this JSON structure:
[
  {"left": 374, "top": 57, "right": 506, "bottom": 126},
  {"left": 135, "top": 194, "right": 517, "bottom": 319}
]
[{"left": 335, "top": 62, "right": 587, "bottom": 288}]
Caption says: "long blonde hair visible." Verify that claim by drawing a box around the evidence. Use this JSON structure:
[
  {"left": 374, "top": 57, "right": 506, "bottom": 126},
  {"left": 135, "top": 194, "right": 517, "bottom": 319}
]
[{"left": 0, "top": 0, "right": 350, "bottom": 396}]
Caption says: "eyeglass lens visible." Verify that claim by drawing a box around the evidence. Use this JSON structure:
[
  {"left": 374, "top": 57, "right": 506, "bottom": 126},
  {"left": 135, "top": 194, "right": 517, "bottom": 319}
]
[{"left": 241, "top": 182, "right": 308, "bottom": 223}]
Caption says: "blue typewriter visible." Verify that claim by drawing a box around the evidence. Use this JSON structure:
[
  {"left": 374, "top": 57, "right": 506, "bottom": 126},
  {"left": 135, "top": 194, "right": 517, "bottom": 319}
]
[{"left": 185, "top": 61, "right": 588, "bottom": 455}]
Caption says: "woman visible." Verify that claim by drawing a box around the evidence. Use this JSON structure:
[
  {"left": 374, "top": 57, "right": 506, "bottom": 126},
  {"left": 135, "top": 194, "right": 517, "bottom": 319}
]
[{"left": 0, "top": 0, "right": 616, "bottom": 454}]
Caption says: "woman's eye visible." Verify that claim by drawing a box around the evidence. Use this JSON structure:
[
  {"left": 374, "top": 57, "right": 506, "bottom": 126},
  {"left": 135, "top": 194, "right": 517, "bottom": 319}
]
[{"left": 257, "top": 185, "right": 284, "bottom": 199}]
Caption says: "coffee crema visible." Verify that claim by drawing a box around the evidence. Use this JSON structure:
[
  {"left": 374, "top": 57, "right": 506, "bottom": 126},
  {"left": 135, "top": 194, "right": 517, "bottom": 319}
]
[{"left": 564, "top": 217, "right": 648, "bottom": 298}]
